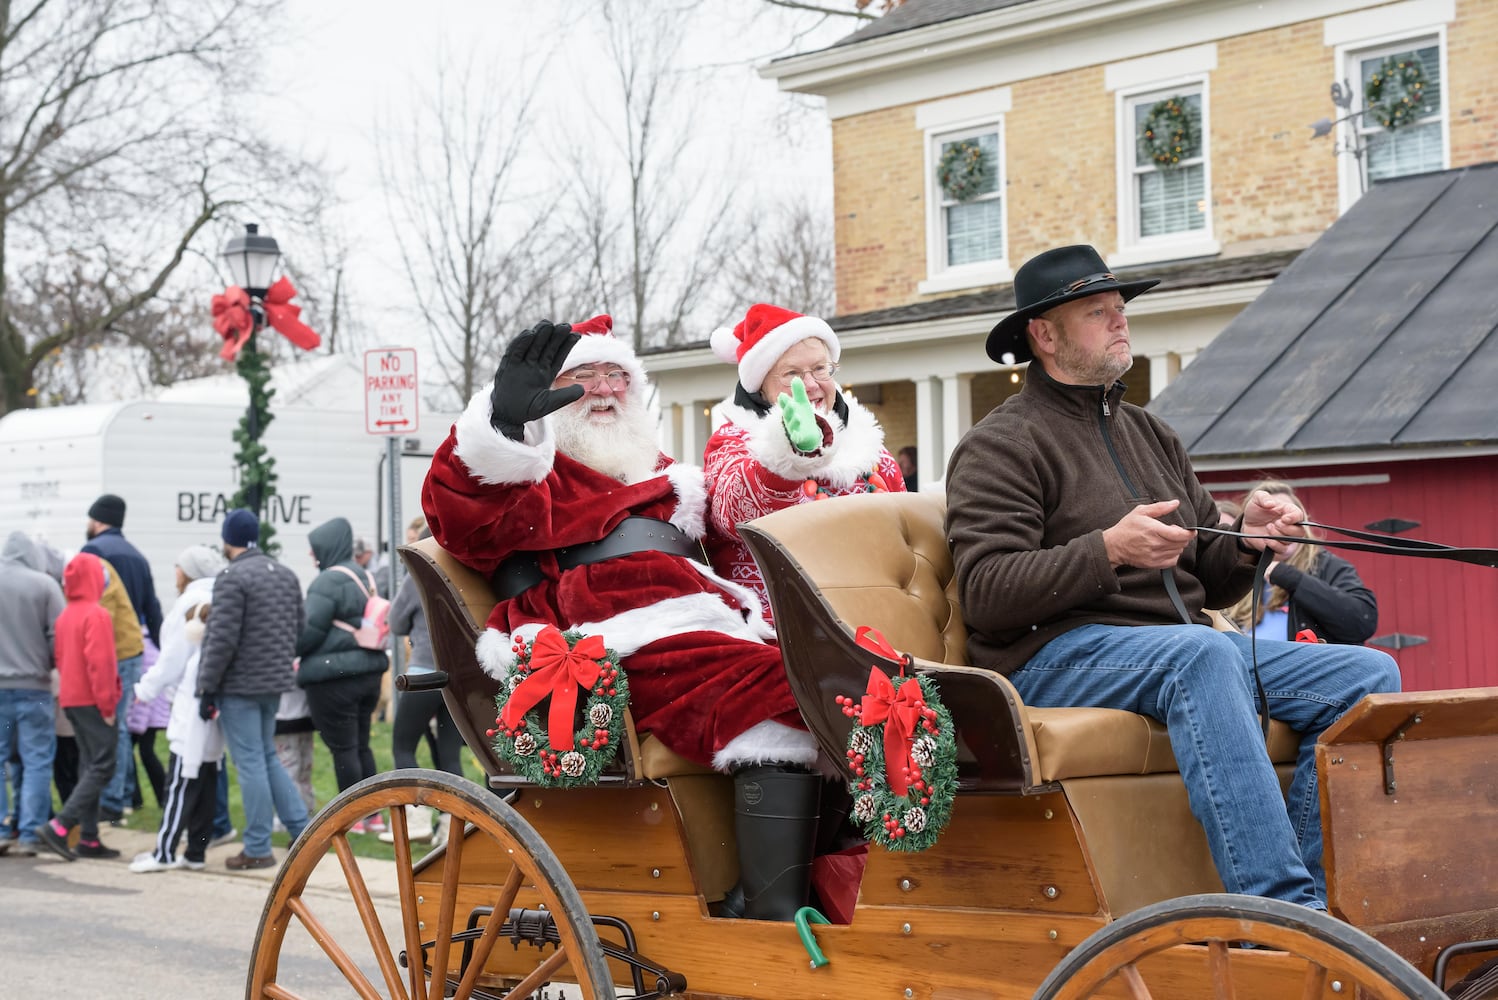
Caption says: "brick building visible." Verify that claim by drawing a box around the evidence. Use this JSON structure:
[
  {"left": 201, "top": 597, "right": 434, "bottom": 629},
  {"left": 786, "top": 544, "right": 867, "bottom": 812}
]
[{"left": 645, "top": 0, "right": 1497, "bottom": 487}]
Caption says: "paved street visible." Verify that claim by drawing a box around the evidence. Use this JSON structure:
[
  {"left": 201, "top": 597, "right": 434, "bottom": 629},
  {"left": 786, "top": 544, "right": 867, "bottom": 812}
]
[{"left": 1, "top": 825, "right": 403, "bottom": 998}]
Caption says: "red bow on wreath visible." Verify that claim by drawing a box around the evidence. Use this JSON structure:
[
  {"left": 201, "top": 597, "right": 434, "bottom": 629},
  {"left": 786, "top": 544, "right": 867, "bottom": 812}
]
[
  {"left": 500, "top": 626, "right": 605, "bottom": 751},
  {"left": 211, "top": 277, "right": 322, "bottom": 362},
  {"left": 853, "top": 625, "right": 924, "bottom": 794}
]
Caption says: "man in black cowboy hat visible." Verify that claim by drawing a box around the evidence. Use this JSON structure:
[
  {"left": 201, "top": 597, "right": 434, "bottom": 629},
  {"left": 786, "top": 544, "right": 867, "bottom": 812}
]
[{"left": 944, "top": 244, "right": 1401, "bottom": 910}]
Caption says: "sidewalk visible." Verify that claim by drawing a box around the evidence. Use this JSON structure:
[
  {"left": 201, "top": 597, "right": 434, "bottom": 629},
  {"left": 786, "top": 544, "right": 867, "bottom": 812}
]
[{"left": 68, "top": 821, "right": 403, "bottom": 898}]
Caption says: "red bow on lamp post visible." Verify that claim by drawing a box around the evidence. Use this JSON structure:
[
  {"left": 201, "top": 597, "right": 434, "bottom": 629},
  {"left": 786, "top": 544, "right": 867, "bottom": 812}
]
[
  {"left": 500, "top": 626, "right": 606, "bottom": 751},
  {"left": 211, "top": 277, "right": 321, "bottom": 362}
]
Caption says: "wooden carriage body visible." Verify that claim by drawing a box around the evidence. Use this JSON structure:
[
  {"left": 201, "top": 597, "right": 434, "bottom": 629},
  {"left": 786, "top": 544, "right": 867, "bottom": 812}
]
[{"left": 251, "top": 491, "right": 1498, "bottom": 1000}]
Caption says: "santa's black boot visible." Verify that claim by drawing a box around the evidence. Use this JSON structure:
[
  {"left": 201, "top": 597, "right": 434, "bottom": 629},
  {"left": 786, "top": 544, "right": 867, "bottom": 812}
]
[{"left": 729, "top": 764, "right": 821, "bottom": 921}]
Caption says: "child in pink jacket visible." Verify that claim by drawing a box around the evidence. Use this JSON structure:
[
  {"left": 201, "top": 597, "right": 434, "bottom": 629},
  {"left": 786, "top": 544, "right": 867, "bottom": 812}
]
[{"left": 38, "top": 553, "right": 122, "bottom": 861}]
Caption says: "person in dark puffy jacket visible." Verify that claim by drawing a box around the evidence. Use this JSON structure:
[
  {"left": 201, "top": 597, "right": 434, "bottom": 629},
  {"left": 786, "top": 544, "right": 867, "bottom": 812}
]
[
  {"left": 196, "top": 508, "right": 310, "bottom": 870},
  {"left": 297, "top": 517, "right": 388, "bottom": 832}
]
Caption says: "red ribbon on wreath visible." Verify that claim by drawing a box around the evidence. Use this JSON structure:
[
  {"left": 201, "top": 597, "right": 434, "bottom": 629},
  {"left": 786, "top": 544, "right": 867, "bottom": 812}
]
[
  {"left": 500, "top": 626, "right": 605, "bottom": 751},
  {"left": 859, "top": 667, "right": 924, "bottom": 796},
  {"left": 211, "top": 277, "right": 322, "bottom": 361}
]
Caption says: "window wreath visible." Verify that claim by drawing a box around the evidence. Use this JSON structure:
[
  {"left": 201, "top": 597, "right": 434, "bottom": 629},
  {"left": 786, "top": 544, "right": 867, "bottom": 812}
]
[
  {"left": 1138, "top": 96, "right": 1197, "bottom": 170},
  {"left": 1364, "top": 56, "right": 1428, "bottom": 130},
  {"left": 936, "top": 140, "right": 988, "bottom": 202},
  {"left": 488, "top": 626, "right": 629, "bottom": 788}
]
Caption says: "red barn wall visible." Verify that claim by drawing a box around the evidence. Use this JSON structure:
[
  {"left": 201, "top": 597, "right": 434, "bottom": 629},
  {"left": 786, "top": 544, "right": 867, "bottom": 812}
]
[{"left": 1200, "top": 455, "right": 1498, "bottom": 692}]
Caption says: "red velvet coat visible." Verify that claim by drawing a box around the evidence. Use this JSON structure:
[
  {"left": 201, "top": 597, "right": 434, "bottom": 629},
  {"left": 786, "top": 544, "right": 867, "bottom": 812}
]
[{"left": 423, "top": 391, "right": 807, "bottom": 770}]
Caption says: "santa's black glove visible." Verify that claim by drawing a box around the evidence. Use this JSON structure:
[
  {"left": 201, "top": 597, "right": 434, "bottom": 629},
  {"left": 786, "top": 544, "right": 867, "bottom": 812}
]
[
  {"left": 488, "top": 321, "right": 584, "bottom": 440},
  {"left": 198, "top": 694, "right": 217, "bottom": 721}
]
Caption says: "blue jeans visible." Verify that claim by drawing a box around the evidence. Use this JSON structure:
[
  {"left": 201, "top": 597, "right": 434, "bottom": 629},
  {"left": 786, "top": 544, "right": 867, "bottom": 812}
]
[
  {"left": 100, "top": 654, "right": 142, "bottom": 813},
  {"left": 1011, "top": 625, "right": 1401, "bottom": 906},
  {"left": 0, "top": 689, "right": 56, "bottom": 847},
  {"left": 218, "top": 693, "right": 310, "bottom": 857}
]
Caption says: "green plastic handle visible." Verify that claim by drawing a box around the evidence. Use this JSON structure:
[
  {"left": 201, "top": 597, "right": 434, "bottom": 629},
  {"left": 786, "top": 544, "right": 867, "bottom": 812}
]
[{"left": 795, "top": 906, "right": 831, "bottom": 969}]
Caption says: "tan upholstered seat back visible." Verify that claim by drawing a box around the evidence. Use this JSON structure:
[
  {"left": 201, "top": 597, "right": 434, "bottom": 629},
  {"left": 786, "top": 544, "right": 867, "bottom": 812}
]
[{"left": 760, "top": 491, "right": 967, "bottom": 666}]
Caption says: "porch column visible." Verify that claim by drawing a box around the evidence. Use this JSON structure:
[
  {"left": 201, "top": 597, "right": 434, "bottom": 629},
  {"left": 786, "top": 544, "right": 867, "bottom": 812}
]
[
  {"left": 914, "top": 377, "right": 941, "bottom": 491},
  {"left": 679, "top": 401, "right": 701, "bottom": 465},
  {"left": 939, "top": 373, "right": 973, "bottom": 487},
  {"left": 1148, "top": 352, "right": 1184, "bottom": 400}
]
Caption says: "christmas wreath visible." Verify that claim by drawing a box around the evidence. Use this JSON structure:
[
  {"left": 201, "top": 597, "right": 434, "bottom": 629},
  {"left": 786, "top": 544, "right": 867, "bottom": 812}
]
[
  {"left": 834, "top": 627, "right": 957, "bottom": 853},
  {"left": 1138, "top": 96, "right": 1197, "bottom": 170},
  {"left": 937, "top": 140, "right": 988, "bottom": 202},
  {"left": 1364, "top": 56, "right": 1428, "bottom": 130},
  {"left": 488, "top": 625, "right": 629, "bottom": 787}
]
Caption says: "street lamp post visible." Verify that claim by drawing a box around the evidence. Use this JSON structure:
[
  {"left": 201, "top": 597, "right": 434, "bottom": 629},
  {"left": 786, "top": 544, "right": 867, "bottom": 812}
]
[{"left": 221, "top": 223, "right": 284, "bottom": 551}]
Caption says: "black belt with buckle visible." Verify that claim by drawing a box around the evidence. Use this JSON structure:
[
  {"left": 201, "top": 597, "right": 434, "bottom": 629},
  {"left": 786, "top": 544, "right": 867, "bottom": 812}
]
[{"left": 491, "top": 516, "right": 707, "bottom": 601}]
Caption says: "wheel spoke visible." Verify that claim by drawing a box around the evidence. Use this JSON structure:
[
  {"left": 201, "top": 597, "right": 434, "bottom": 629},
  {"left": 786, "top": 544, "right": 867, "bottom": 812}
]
[
  {"left": 1298, "top": 963, "right": 1328, "bottom": 1000},
  {"left": 1207, "top": 941, "right": 1236, "bottom": 1000},
  {"left": 262, "top": 984, "right": 306, "bottom": 1000},
  {"left": 500, "top": 944, "right": 573, "bottom": 999},
  {"left": 453, "top": 866, "right": 526, "bottom": 999},
  {"left": 393, "top": 810, "right": 426, "bottom": 1000},
  {"left": 427, "top": 814, "right": 467, "bottom": 1000},
  {"left": 1119, "top": 962, "right": 1153, "bottom": 999},
  {"left": 288, "top": 895, "right": 385, "bottom": 1000},
  {"left": 333, "top": 831, "right": 409, "bottom": 1000}
]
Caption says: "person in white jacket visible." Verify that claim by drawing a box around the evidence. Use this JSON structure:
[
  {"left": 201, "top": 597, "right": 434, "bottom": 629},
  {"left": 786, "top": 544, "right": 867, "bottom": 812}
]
[{"left": 128, "top": 545, "right": 227, "bottom": 873}]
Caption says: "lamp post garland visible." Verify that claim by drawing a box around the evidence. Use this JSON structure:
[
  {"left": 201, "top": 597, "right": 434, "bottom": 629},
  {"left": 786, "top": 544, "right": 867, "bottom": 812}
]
[{"left": 212, "top": 223, "right": 321, "bottom": 554}]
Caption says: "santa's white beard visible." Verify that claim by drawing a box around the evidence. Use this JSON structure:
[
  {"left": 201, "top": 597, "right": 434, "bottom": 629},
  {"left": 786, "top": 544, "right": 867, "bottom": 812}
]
[{"left": 550, "top": 395, "right": 661, "bottom": 484}]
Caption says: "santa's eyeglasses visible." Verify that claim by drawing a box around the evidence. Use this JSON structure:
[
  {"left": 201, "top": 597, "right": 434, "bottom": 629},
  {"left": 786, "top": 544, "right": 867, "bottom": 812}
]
[{"left": 558, "top": 368, "right": 631, "bottom": 390}]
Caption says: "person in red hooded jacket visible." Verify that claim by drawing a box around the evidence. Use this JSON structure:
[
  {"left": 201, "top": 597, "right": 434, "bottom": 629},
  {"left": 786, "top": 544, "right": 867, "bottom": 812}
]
[{"left": 37, "top": 552, "right": 122, "bottom": 862}]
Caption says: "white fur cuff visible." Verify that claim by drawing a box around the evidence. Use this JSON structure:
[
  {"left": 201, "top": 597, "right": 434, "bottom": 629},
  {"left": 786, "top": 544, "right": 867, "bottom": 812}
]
[
  {"left": 713, "top": 720, "right": 819, "bottom": 772},
  {"left": 454, "top": 388, "right": 556, "bottom": 486}
]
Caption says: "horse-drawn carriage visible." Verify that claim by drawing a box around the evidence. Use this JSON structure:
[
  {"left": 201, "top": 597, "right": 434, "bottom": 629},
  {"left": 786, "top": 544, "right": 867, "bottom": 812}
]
[{"left": 247, "top": 491, "right": 1498, "bottom": 999}]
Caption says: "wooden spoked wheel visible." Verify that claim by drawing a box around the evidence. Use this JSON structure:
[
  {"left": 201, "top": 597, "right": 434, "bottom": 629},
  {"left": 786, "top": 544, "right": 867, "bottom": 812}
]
[
  {"left": 1034, "top": 893, "right": 1443, "bottom": 1000},
  {"left": 247, "top": 769, "right": 616, "bottom": 1000}
]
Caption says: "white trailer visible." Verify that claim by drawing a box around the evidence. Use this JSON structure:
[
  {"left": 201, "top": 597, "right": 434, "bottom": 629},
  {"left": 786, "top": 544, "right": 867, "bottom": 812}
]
[{"left": 0, "top": 356, "right": 460, "bottom": 617}]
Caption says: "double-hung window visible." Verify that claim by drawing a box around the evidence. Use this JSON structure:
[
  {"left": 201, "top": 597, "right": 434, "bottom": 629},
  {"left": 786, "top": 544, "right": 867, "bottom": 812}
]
[
  {"left": 1352, "top": 38, "right": 1446, "bottom": 187},
  {"left": 1114, "top": 80, "right": 1216, "bottom": 264},
  {"left": 917, "top": 86, "right": 1011, "bottom": 294}
]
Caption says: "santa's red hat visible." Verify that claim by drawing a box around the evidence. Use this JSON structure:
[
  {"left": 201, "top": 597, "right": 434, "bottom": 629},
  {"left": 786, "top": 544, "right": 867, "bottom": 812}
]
[
  {"left": 710, "top": 304, "right": 840, "bottom": 394},
  {"left": 559, "top": 314, "right": 647, "bottom": 388}
]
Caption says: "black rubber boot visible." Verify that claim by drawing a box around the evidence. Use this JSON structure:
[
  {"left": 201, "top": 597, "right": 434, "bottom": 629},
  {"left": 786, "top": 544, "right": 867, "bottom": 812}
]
[{"left": 731, "top": 764, "right": 821, "bottom": 921}]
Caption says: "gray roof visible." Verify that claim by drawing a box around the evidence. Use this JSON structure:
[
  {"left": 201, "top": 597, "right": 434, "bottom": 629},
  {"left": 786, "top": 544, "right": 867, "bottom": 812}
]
[
  {"left": 1149, "top": 162, "right": 1498, "bottom": 460},
  {"left": 831, "top": 0, "right": 1033, "bottom": 48},
  {"left": 829, "top": 250, "right": 1297, "bottom": 333},
  {"left": 640, "top": 250, "right": 1297, "bottom": 358}
]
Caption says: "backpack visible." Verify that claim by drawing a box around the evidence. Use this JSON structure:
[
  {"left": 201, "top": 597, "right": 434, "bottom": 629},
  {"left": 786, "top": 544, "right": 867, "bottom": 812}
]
[{"left": 330, "top": 565, "right": 390, "bottom": 651}]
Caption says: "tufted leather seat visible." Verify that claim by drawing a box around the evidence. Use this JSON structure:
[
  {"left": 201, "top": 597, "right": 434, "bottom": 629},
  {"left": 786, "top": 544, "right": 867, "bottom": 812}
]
[{"left": 739, "top": 491, "right": 1298, "bottom": 789}]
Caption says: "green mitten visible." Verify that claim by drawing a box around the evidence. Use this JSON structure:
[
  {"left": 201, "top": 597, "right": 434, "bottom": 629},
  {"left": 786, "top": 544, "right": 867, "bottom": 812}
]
[{"left": 777, "top": 377, "right": 822, "bottom": 452}]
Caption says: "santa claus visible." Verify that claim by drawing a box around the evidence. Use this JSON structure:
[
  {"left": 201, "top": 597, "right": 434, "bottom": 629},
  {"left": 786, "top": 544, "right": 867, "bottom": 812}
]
[
  {"left": 705, "top": 304, "right": 905, "bottom": 622},
  {"left": 423, "top": 316, "right": 822, "bottom": 920}
]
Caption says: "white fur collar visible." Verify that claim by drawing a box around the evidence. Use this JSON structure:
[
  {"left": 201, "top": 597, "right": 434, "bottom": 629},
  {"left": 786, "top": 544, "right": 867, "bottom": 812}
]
[
  {"left": 664, "top": 463, "right": 707, "bottom": 539},
  {"left": 738, "top": 392, "right": 888, "bottom": 488}
]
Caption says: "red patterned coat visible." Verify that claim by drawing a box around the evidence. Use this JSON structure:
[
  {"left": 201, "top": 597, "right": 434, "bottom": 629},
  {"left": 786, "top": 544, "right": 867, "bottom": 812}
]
[
  {"left": 704, "top": 394, "right": 905, "bottom": 623},
  {"left": 423, "top": 391, "right": 811, "bottom": 771}
]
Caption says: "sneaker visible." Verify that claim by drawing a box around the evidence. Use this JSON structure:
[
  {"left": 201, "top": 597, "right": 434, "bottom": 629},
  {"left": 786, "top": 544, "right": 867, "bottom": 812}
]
[
  {"left": 224, "top": 851, "right": 276, "bottom": 871},
  {"left": 97, "top": 807, "right": 123, "bottom": 823},
  {"left": 348, "top": 819, "right": 369, "bottom": 835},
  {"left": 180, "top": 857, "right": 206, "bottom": 871},
  {"left": 76, "top": 840, "right": 121, "bottom": 859},
  {"left": 36, "top": 822, "right": 76, "bottom": 862},
  {"left": 11, "top": 841, "right": 39, "bottom": 857},
  {"left": 209, "top": 827, "right": 238, "bottom": 848},
  {"left": 129, "top": 852, "right": 182, "bottom": 873},
  {"left": 363, "top": 812, "right": 388, "bottom": 834}
]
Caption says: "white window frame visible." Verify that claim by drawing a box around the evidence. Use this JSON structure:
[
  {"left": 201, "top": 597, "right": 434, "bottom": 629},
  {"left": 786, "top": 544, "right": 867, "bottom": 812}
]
[
  {"left": 1334, "top": 28, "right": 1449, "bottom": 213},
  {"left": 1112, "top": 75, "right": 1219, "bottom": 267},
  {"left": 916, "top": 87, "right": 1012, "bottom": 294}
]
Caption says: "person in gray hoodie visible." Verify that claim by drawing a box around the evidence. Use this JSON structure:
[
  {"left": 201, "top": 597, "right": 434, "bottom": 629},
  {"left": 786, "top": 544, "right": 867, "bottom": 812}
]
[
  {"left": 0, "top": 532, "right": 65, "bottom": 856},
  {"left": 297, "top": 517, "right": 389, "bottom": 830}
]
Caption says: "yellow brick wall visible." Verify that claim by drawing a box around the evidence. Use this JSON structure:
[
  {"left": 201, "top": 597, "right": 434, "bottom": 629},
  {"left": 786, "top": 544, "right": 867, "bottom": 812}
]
[{"left": 832, "top": 1, "right": 1498, "bottom": 315}]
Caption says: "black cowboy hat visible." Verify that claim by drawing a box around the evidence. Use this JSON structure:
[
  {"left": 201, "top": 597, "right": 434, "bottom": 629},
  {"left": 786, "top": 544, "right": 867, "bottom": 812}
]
[{"left": 985, "top": 245, "right": 1160, "bottom": 365}]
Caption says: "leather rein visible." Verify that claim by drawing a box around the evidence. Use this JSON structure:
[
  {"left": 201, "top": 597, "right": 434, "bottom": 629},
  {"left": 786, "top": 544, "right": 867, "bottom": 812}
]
[{"left": 1165, "top": 521, "right": 1498, "bottom": 739}]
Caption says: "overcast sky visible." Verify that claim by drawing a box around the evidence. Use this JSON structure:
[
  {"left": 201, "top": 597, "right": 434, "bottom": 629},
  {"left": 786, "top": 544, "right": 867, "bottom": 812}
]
[{"left": 241, "top": 0, "right": 848, "bottom": 350}]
